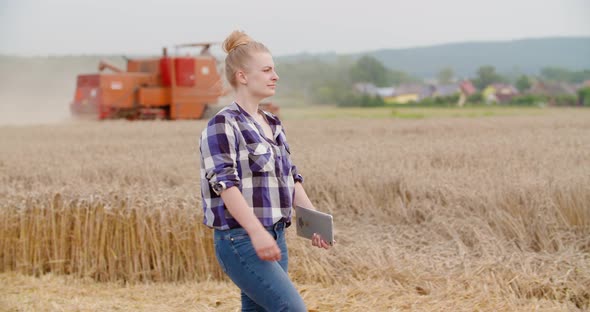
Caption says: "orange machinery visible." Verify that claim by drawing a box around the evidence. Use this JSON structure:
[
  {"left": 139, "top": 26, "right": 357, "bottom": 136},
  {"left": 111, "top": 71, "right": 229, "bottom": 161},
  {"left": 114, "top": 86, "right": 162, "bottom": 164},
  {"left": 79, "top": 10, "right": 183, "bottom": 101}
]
[{"left": 70, "top": 43, "right": 226, "bottom": 120}]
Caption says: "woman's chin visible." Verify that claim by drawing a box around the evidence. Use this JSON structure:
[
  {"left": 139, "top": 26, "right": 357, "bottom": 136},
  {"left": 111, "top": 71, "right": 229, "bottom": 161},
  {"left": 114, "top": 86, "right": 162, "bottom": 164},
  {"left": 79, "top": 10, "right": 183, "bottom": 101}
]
[{"left": 258, "top": 90, "right": 275, "bottom": 98}]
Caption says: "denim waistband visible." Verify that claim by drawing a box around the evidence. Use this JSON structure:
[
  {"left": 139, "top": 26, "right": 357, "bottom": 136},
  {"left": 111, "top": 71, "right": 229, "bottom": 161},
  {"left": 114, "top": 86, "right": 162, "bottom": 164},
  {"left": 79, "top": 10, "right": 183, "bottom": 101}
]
[
  {"left": 214, "top": 221, "right": 286, "bottom": 235},
  {"left": 266, "top": 220, "right": 286, "bottom": 231}
]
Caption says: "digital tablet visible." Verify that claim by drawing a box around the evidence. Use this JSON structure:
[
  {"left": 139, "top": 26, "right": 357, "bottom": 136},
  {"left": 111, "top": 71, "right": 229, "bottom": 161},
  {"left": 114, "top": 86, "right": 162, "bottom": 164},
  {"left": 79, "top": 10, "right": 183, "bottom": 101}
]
[{"left": 295, "top": 206, "right": 334, "bottom": 245}]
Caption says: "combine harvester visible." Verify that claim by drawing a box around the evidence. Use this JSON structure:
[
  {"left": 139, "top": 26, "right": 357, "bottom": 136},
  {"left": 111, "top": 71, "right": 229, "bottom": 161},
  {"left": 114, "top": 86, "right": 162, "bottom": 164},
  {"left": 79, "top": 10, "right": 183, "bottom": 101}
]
[{"left": 70, "top": 43, "right": 227, "bottom": 120}]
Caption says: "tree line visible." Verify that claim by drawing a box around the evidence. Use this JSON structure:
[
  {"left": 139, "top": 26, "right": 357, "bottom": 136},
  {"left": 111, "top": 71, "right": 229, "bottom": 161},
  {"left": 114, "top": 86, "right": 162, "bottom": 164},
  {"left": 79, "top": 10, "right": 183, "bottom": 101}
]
[{"left": 275, "top": 55, "right": 590, "bottom": 107}]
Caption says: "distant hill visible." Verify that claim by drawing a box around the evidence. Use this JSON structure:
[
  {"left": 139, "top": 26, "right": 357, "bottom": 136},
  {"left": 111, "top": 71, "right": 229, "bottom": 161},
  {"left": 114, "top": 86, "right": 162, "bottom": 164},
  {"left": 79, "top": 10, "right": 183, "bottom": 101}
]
[{"left": 277, "top": 37, "right": 590, "bottom": 79}]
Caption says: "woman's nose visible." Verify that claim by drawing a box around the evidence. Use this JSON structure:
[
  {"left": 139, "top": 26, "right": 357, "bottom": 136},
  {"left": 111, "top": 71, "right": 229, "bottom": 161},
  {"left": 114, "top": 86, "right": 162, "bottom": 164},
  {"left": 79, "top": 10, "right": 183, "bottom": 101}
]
[{"left": 272, "top": 71, "right": 279, "bottom": 81}]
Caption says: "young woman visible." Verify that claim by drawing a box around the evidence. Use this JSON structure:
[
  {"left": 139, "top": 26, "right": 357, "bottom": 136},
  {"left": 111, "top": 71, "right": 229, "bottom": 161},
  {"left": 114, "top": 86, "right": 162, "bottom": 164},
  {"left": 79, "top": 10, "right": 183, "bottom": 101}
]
[{"left": 199, "top": 30, "right": 332, "bottom": 311}]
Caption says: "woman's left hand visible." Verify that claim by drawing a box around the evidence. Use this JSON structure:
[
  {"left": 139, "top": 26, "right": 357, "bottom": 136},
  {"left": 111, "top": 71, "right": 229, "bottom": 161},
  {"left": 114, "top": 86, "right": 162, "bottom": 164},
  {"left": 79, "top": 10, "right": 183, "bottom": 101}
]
[{"left": 312, "top": 233, "right": 334, "bottom": 249}]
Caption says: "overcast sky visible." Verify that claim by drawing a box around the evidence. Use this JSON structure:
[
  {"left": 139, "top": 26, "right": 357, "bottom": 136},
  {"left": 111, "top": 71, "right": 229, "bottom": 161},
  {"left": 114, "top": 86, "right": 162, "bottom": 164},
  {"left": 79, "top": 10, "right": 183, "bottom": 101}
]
[{"left": 1, "top": 0, "right": 589, "bottom": 56}]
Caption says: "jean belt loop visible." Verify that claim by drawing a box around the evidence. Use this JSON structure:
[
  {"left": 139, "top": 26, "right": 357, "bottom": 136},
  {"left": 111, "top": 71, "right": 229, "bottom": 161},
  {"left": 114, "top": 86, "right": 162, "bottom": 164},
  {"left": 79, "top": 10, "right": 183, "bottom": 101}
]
[{"left": 275, "top": 220, "right": 284, "bottom": 232}]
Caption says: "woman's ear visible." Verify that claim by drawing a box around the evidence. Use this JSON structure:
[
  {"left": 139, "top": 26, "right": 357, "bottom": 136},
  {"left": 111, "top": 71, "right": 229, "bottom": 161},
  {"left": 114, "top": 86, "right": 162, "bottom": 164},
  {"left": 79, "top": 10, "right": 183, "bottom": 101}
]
[{"left": 236, "top": 70, "right": 248, "bottom": 85}]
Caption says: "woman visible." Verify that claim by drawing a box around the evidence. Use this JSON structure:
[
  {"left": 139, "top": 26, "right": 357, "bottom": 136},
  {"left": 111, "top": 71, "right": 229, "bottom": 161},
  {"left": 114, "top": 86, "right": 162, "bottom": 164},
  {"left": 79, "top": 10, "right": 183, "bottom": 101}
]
[{"left": 199, "top": 30, "right": 332, "bottom": 311}]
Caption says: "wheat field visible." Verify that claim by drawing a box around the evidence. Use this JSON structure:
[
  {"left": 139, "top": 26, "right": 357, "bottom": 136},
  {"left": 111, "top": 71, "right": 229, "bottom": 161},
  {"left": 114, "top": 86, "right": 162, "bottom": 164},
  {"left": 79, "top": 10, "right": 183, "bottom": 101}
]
[{"left": 1, "top": 108, "right": 589, "bottom": 311}]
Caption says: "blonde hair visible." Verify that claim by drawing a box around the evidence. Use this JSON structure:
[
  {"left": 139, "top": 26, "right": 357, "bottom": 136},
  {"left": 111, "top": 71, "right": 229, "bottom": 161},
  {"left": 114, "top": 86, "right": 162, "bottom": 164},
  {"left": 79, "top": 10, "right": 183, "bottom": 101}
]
[{"left": 222, "top": 30, "right": 270, "bottom": 88}]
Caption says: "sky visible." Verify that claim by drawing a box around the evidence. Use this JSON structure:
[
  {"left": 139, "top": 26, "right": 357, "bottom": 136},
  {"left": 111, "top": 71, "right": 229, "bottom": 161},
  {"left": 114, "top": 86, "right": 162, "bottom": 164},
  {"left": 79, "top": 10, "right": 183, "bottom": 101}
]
[{"left": 0, "top": 0, "right": 589, "bottom": 57}]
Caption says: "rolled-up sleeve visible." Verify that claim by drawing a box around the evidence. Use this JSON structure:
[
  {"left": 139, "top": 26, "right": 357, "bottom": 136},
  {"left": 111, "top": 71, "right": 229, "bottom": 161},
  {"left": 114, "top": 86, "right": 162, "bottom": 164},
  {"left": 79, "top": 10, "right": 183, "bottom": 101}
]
[
  {"left": 292, "top": 164, "right": 304, "bottom": 184},
  {"left": 200, "top": 115, "right": 240, "bottom": 195}
]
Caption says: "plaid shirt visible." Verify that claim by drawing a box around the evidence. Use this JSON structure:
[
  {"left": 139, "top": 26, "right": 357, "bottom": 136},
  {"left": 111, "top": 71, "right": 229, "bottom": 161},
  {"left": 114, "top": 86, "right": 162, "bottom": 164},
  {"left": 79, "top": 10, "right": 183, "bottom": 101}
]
[{"left": 199, "top": 102, "right": 304, "bottom": 230}]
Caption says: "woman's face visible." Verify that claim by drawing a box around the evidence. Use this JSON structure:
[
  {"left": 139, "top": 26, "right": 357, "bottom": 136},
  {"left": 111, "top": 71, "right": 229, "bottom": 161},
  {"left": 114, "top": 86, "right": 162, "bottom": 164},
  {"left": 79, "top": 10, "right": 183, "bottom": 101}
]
[{"left": 241, "top": 52, "right": 279, "bottom": 99}]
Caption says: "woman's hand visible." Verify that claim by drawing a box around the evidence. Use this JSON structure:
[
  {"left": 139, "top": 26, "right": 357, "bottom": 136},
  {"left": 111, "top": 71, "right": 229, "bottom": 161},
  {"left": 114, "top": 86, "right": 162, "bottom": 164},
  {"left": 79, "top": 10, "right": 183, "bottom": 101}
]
[
  {"left": 220, "top": 187, "right": 281, "bottom": 261},
  {"left": 311, "top": 233, "right": 333, "bottom": 249},
  {"left": 250, "top": 229, "right": 282, "bottom": 261},
  {"left": 294, "top": 183, "right": 334, "bottom": 250}
]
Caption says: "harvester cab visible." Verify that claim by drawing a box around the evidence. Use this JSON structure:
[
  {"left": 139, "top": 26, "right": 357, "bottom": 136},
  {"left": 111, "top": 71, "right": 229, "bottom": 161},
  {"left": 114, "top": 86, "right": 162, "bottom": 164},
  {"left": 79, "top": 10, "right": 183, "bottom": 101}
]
[{"left": 70, "top": 42, "right": 226, "bottom": 120}]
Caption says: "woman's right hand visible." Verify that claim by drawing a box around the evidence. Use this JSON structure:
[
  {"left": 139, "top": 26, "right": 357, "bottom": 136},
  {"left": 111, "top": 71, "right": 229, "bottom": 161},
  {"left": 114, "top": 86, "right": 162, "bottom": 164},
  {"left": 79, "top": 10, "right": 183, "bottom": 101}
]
[{"left": 250, "top": 229, "right": 281, "bottom": 262}]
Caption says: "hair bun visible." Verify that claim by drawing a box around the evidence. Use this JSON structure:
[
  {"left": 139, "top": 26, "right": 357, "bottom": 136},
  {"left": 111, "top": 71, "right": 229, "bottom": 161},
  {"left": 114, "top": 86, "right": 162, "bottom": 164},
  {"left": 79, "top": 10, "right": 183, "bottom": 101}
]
[
  {"left": 222, "top": 30, "right": 270, "bottom": 87},
  {"left": 223, "top": 30, "right": 252, "bottom": 53}
]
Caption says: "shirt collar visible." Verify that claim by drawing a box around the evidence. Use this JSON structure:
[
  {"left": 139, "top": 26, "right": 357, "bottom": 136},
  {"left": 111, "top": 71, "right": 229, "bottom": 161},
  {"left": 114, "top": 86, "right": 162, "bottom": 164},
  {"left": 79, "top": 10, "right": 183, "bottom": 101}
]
[{"left": 230, "top": 101, "right": 282, "bottom": 140}]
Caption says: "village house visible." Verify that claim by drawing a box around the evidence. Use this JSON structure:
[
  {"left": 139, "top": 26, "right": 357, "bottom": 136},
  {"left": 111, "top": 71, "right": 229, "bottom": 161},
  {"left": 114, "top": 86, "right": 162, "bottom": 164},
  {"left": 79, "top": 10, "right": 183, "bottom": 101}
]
[
  {"left": 482, "top": 83, "right": 519, "bottom": 104},
  {"left": 528, "top": 81, "right": 578, "bottom": 97},
  {"left": 384, "top": 84, "right": 434, "bottom": 104},
  {"left": 353, "top": 83, "right": 397, "bottom": 99},
  {"left": 353, "top": 83, "right": 379, "bottom": 96},
  {"left": 355, "top": 80, "right": 478, "bottom": 105},
  {"left": 458, "top": 80, "right": 477, "bottom": 106},
  {"left": 433, "top": 83, "right": 460, "bottom": 97}
]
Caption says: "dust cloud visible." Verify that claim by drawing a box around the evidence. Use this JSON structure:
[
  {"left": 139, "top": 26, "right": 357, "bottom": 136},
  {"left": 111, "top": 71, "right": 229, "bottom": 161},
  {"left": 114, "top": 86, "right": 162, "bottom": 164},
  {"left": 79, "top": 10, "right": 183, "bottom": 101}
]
[{"left": 0, "top": 56, "right": 126, "bottom": 125}]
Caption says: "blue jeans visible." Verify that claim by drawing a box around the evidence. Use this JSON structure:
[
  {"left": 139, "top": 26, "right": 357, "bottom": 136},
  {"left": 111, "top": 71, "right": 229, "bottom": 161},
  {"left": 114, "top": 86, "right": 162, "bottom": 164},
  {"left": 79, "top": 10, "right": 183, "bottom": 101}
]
[{"left": 214, "top": 221, "right": 307, "bottom": 312}]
